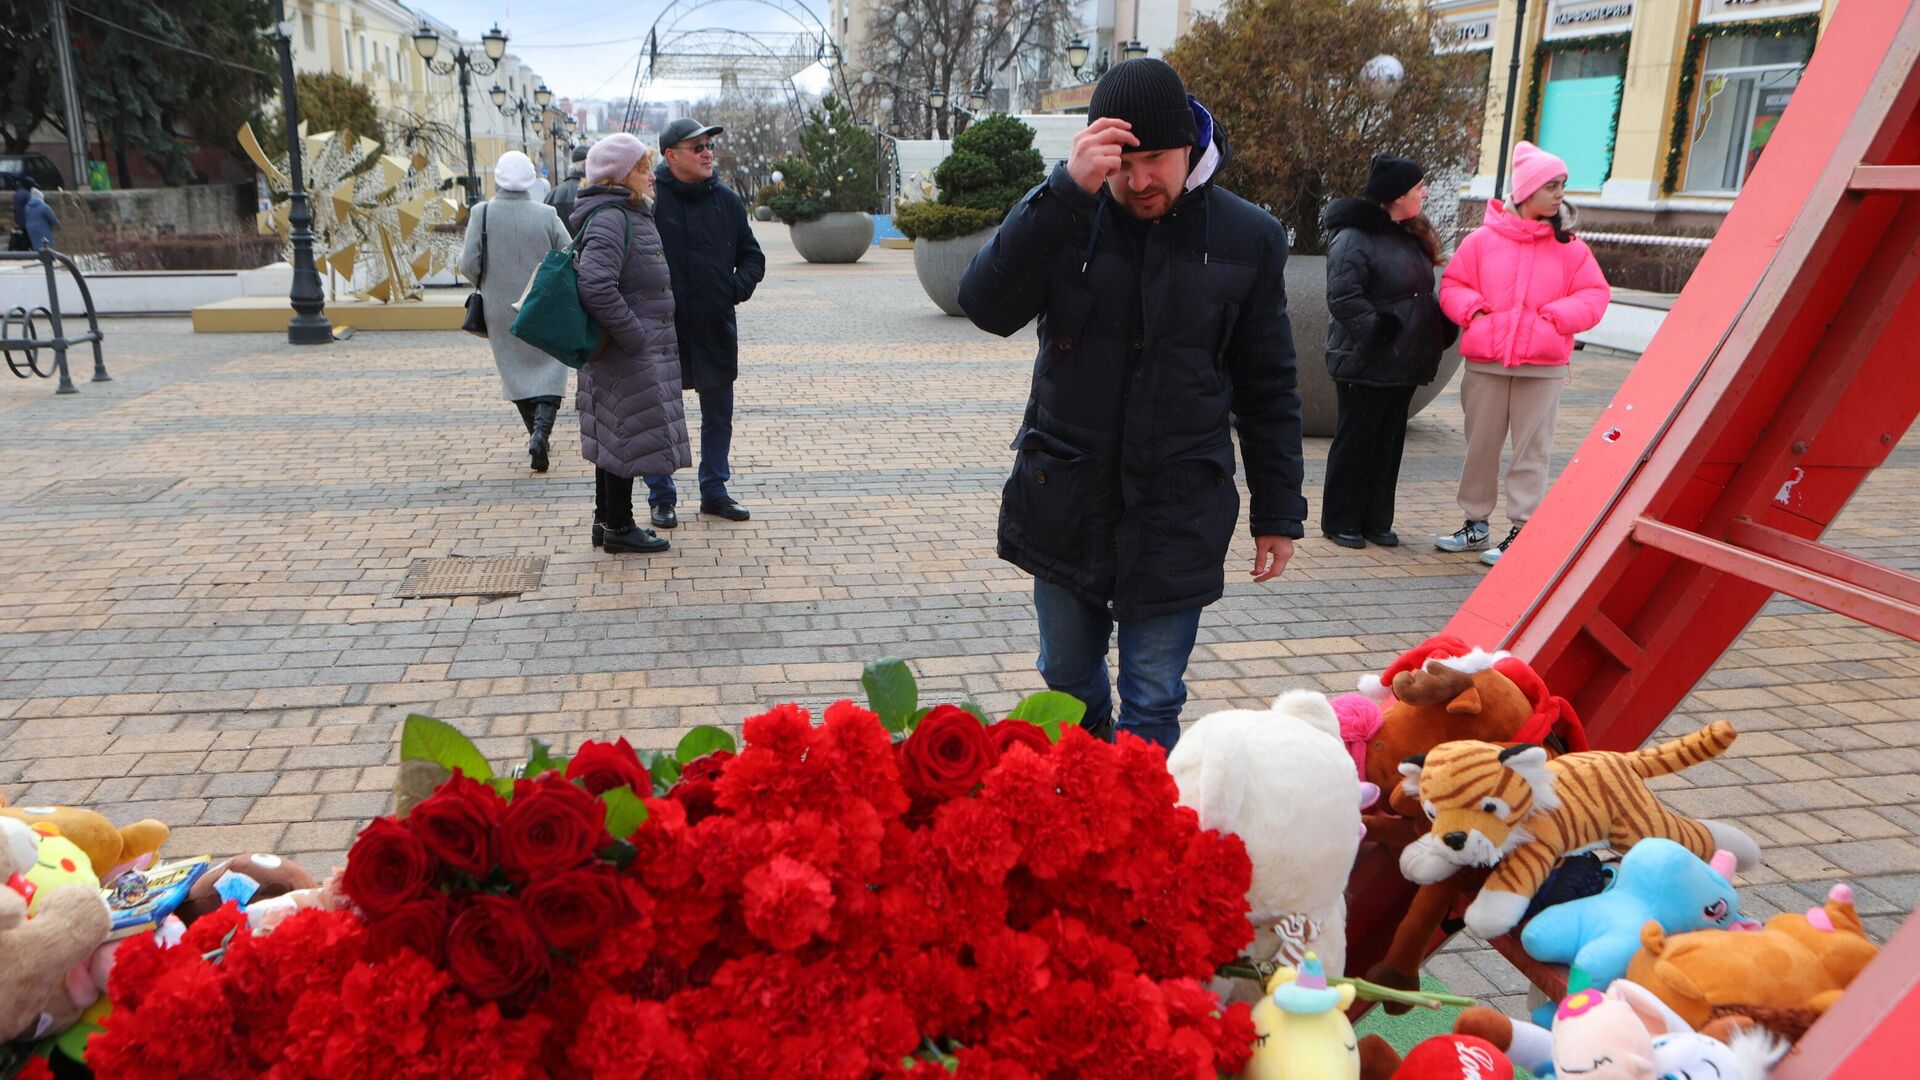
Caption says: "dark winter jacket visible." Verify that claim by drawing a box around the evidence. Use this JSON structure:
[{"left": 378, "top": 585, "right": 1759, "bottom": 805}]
[
  {"left": 652, "top": 163, "right": 766, "bottom": 392},
  {"left": 1321, "top": 197, "right": 1452, "bottom": 387},
  {"left": 546, "top": 168, "right": 584, "bottom": 234},
  {"left": 12, "top": 183, "right": 34, "bottom": 228},
  {"left": 570, "top": 187, "right": 691, "bottom": 479},
  {"left": 23, "top": 193, "right": 58, "bottom": 252},
  {"left": 958, "top": 107, "right": 1307, "bottom": 620}
]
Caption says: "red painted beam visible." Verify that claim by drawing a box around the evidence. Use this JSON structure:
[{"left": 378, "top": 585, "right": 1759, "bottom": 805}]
[{"left": 1772, "top": 913, "right": 1920, "bottom": 1080}]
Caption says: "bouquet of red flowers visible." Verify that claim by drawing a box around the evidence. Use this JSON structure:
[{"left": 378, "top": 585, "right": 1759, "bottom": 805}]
[{"left": 89, "top": 662, "right": 1257, "bottom": 1078}]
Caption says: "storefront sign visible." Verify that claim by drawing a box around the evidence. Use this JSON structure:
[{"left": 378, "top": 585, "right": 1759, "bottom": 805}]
[
  {"left": 1543, "top": 0, "right": 1637, "bottom": 39},
  {"left": 1038, "top": 82, "right": 1096, "bottom": 114},
  {"left": 1434, "top": 3, "right": 1498, "bottom": 53},
  {"left": 1697, "top": 0, "right": 1823, "bottom": 24}
]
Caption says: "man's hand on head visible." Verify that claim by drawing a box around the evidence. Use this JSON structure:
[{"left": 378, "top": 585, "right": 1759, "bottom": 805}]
[{"left": 1067, "top": 118, "right": 1139, "bottom": 196}]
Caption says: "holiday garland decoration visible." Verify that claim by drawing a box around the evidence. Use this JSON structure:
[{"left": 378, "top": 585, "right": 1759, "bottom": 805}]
[
  {"left": 1519, "top": 32, "right": 1632, "bottom": 193},
  {"left": 1661, "top": 14, "right": 1820, "bottom": 194},
  {"left": 88, "top": 661, "right": 1260, "bottom": 1078}
]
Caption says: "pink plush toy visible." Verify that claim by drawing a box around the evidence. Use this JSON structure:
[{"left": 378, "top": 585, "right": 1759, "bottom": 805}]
[{"left": 1331, "top": 693, "right": 1385, "bottom": 781}]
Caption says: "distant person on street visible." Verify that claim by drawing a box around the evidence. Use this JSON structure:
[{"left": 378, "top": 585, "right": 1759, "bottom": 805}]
[
  {"left": 546, "top": 145, "right": 588, "bottom": 227},
  {"left": 957, "top": 58, "right": 1307, "bottom": 754},
  {"left": 527, "top": 172, "right": 552, "bottom": 204},
  {"left": 22, "top": 188, "right": 59, "bottom": 252},
  {"left": 1437, "top": 141, "right": 1610, "bottom": 566},
  {"left": 459, "top": 150, "right": 573, "bottom": 472},
  {"left": 571, "top": 133, "right": 690, "bottom": 555},
  {"left": 1319, "top": 154, "right": 1454, "bottom": 549},
  {"left": 642, "top": 117, "right": 766, "bottom": 530},
  {"left": 12, "top": 174, "right": 36, "bottom": 230}
]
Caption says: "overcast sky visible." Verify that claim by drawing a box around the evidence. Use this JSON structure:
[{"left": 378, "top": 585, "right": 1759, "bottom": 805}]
[{"left": 415, "top": 0, "right": 835, "bottom": 105}]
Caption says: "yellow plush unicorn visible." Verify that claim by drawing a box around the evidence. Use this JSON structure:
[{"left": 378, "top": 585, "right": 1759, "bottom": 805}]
[{"left": 1244, "top": 953, "right": 1360, "bottom": 1080}]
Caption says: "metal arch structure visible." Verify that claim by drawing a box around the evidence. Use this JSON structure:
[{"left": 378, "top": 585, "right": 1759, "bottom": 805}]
[{"left": 623, "top": 0, "right": 844, "bottom": 130}]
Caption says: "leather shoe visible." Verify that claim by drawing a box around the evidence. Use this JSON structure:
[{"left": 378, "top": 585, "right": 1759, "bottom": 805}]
[
  {"left": 602, "top": 525, "right": 669, "bottom": 554},
  {"left": 1365, "top": 530, "right": 1400, "bottom": 547},
  {"left": 700, "top": 496, "right": 751, "bottom": 521},
  {"left": 592, "top": 521, "right": 604, "bottom": 547},
  {"left": 650, "top": 505, "right": 678, "bottom": 529},
  {"left": 1322, "top": 530, "right": 1366, "bottom": 549}
]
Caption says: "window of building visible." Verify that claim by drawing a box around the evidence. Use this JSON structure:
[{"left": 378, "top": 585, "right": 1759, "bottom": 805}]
[
  {"left": 300, "top": 12, "right": 313, "bottom": 49},
  {"left": 1535, "top": 45, "right": 1627, "bottom": 191},
  {"left": 343, "top": 28, "right": 352, "bottom": 68},
  {"left": 359, "top": 33, "right": 369, "bottom": 71},
  {"left": 1681, "top": 32, "right": 1813, "bottom": 194}
]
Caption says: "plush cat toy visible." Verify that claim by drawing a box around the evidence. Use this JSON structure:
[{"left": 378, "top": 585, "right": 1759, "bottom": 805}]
[
  {"left": 1455, "top": 980, "right": 1786, "bottom": 1079},
  {"left": 1650, "top": 1028, "right": 1789, "bottom": 1079},
  {"left": 1398, "top": 722, "right": 1761, "bottom": 939},
  {"left": 1244, "top": 954, "right": 1360, "bottom": 1080}
]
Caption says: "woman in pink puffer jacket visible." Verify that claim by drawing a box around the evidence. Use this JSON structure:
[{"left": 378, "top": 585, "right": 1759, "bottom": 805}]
[{"left": 1436, "top": 142, "right": 1610, "bottom": 566}]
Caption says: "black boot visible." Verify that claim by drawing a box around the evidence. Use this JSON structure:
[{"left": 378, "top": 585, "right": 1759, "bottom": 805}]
[
  {"left": 528, "top": 399, "right": 559, "bottom": 473},
  {"left": 513, "top": 399, "right": 537, "bottom": 433}
]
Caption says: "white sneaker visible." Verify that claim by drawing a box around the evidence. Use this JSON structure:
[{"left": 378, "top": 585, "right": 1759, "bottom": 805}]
[
  {"left": 1480, "top": 526, "right": 1522, "bottom": 566},
  {"left": 1436, "top": 520, "right": 1490, "bottom": 552}
]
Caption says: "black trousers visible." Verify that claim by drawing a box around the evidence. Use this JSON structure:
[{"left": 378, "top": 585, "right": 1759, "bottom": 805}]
[
  {"left": 594, "top": 468, "right": 636, "bottom": 530},
  {"left": 1321, "top": 381, "right": 1417, "bottom": 536}
]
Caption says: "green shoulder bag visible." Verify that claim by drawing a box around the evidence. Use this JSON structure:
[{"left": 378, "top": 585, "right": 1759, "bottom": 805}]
[{"left": 509, "top": 204, "right": 632, "bottom": 370}]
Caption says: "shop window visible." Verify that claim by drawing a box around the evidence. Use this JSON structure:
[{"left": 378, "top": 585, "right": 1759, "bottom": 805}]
[
  {"left": 1681, "top": 33, "right": 1813, "bottom": 194},
  {"left": 1536, "top": 46, "right": 1626, "bottom": 191}
]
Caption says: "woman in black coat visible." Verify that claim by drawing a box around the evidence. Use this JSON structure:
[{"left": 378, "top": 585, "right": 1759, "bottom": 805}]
[{"left": 1319, "top": 155, "right": 1453, "bottom": 549}]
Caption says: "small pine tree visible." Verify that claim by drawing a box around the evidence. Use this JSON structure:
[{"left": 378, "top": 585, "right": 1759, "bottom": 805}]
[
  {"left": 767, "top": 95, "right": 882, "bottom": 224},
  {"left": 896, "top": 114, "right": 1045, "bottom": 241}
]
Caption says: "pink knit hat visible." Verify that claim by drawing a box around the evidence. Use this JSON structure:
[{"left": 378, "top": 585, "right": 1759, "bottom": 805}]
[
  {"left": 1509, "top": 140, "right": 1569, "bottom": 204},
  {"left": 585, "top": 133, "right": 652, "bottom": 186}
]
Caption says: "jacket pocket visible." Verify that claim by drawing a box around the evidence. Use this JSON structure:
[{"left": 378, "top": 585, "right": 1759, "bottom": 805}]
[
  {"left": 1160, "top": 448, "right": 1239, "bottom": 579},
  {"left": 1522, "top": 311, "right": 1573, "bottom": 364},
  {"left": 1459, "top": 308, "right": 1511, "bottom": 360},
  {"left": 1003, "top": 427, "right": 1103, "bottom": 568}
]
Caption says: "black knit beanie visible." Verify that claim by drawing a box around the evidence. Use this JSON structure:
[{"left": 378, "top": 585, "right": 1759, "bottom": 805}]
[
  {"left": 1088, "top": 58, "right": 1196, "bottom": 152},
  {"left": 1364, "top": 154, "right": 1424, "bottom": 204}
]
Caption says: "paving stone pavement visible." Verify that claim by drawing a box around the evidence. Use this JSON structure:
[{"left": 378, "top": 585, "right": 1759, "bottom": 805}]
[{"left": 2, "top": 223, "right": 1914, "bottom": 1018}]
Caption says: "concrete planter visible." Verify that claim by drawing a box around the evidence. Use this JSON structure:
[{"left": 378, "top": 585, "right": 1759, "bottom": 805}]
[
  {"left": 911, "top": 227, "right": 995, "bottom": 316},
  {"left": 1285, "top": 254, "right": 1464, "bottom": 438},
  {"left": 789, "top": 212, "right": 872, "bottom": 264},
  {"left": 753, "top": 205, "right": 773, "bottom": 222}
]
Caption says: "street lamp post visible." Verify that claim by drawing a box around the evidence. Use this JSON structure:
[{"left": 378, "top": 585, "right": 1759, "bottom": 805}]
[
  {"left": 413, "top": 20, "right": 508, "bottom": 205},
  {"left": 494, "top": 82, "right": 551, "bottom": 155},
  {"left": 1065, "top": 37, "right": 1112, "bottom": 83},
  {"left": 271, "top": 0, "right": 330, "bottom": 345}
]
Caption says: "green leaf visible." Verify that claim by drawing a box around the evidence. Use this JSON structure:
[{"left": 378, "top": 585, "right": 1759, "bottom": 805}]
[
  {"left": 958, "top": 701, "right": 991, "bottom": 725},
  {"left": 863, "top": 657, "right": 919, "bottom": 733},
  {"left": 489, "top": 776, "right": 516, "bottom": 799},
  {"left": 646, "top": 752, "right": 682, "bottom": 792},
  {"left": 600, "top": 785, "right": 650, "bottom": 841},
  {"left": 522, "top": 738, "right": 567, "bottom": 780},
  {"left": 399, "top": 714, "right": 493, "bottom": 781},
  {"left": 1006, "top": 691, "right": 1086, "bottom": 743},
  {"left": 675, "top": 726, "right": 736, "bottom": 764},
  {"left": 599, "top": 838, "right": 637, "bottom": 870}
]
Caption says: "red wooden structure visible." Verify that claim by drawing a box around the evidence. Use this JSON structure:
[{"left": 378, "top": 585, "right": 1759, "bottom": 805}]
[{"left": 1346, "top": 2, "right": 1920, "bottom": 1074}]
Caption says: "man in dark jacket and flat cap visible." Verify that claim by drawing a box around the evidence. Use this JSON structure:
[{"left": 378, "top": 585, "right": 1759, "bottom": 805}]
[
  {"left": 959, "top": 58, "right": 1307, "bottom": 753},
  {"left": 644, "top": 117, "right": 766, "bottom": 527}
]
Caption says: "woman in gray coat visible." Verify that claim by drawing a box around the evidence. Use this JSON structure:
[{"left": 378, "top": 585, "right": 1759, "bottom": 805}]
[
  {"left": 572, "top": 134, "right": 691, "bottom": 554},
  {"left": 459, "top": 150, "right": 572, "bottom": 471}
]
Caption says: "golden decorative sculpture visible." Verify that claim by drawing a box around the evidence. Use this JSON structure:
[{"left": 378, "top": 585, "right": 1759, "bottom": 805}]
[{"left": 239, "top": 122, "right": 465, "bottom": 303}]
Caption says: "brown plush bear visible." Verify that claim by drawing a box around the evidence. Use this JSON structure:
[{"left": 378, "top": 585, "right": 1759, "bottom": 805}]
[
  {"left": 175, "top": 853, "right": 318, "bottom": 925},
  {"left": 0, "top": 798, "right": 169, "bottom": 881},
  {"left": 0, "top": 819, "right": 112, "bottom": 1043}
]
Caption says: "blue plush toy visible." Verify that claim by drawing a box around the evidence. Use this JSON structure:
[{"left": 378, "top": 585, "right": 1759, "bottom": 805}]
[{"left": 1521, "top": 839, "right": 1754, "bottom": 995}]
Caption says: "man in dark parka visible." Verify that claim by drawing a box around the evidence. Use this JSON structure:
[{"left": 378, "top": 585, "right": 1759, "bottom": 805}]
[
  {"left": 545, "top": 145, "right": 588, "bottom": 231},
  {"left": 958, "top": 59, "right": 1307, "bottom": 753},
  {"left": 643, "top": 117, "right": 767, "bottom": 528}
]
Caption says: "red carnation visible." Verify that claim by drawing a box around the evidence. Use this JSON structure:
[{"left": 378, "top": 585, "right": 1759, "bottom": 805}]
[
  {"left": 340, "top": 816, "right": 435, "bottom": 917},
  {"left": 742, "top": 854, "right": 835, "bottom": 950},
  {"left": 498, "top": 771, "right": 608, "bottom": 879},
  {"left": 565, "top": 737, "right": 651, "bottom": 796},
  {"left": 366, "top": 895, "right": 453, "bottom": 965},
  {"left": 987, "top": 719, "right": 1053, "bottom": 759},
  {"left": 408, "top": 772, "right": 503, "bottom": 876},
  {"left": 520, "top": 868, "right": 630, "bottom": 951},
  {"left": 445, "top": 895, "right": 550, "bottom": 1000},
  {"left": 899, "top": 704, "right": 999, "bottom": 799}
]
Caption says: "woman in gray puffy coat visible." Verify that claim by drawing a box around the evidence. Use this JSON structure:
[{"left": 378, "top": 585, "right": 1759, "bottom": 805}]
[
  {"left": 459, "top": 150, "right": 572, "bottom": 471},
  {"left": 571, "top": 134, "right": 691, "bottom": 554}
]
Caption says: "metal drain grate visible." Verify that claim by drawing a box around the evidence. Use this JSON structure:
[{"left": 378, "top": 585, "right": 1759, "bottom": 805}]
[
  {"left": 24, "top": 477, "right": 182, "bottom": 505},
  {"left": 394, "top": 555, "right": 547, "bottom": 599}
]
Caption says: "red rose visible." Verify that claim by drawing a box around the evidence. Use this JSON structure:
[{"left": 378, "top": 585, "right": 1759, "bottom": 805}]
[
  {"left": 519, "top": 868, "right": 630, "bottom": 950},
  {"left": 899, "top": 704, "right": 999, "bottom": 799},
  {"left": 365, "top": 895, "right": 452, "bottom": 964},
  {"left": 340, "top": 816, "right": 435, "bottom": 917},
  {"left": 669, "top": 750, "right": 734, "bottom": 824},
  {"left": 445, "top": 894, "right": 549, "bottom": 1000},
  {"left": 565, "top": 737, "right": 651, "bottom": 796},
  {"left": 677, "top": 749, "right": 734, "bottom": 785},
  {"left": 407, "top": 772, "right": 502, "bottom": 877},
  {"left": 498, "top": 771, "right": 608, "bottom": 879},
  {"left": 987, "top": 719, "right": 1053, "bottom": 759}
]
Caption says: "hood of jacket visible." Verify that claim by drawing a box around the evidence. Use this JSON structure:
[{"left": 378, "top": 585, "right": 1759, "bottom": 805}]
[
  {"left": 570, "top": 185, "right": 651, "bottom": 231},
  {"left": 656, "top": 162, "right": 719, "bottom": 201},
  {"left": 1321, "top": 196, "right": 1394, "bottom": 237},
  {"left": 1482, "top": 197, "right": 1576, "bottom": 242},
  {"left": 1174, "top": 97, "right": 1230, "bottom": 208}
]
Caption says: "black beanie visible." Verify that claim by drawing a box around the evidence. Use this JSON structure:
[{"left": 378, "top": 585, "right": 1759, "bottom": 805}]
[
  {"left": 1364, "top": 154, "right": 1424, "bottom": 204},
  {"left": 1088, "top": 58, "right": 1196, "bottom": 152}
]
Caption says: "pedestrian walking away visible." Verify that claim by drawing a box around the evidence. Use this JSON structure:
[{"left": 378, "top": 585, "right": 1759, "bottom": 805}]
[
  {"left": 1319, "top": 154, "right": 1455, "bottom": 550},
  {"left": 459, "top": 150, "right": 574, "bottom": 472},
  {"left": 959, "top": 58, "right": 1307, "bottom": 754},
  {"left": 546, "top": 145, "right": 588, "bottom": 229},
  {"left": 642, "top": 116, "right": 767, "bottom": 530},
  {"left": 571, "top": 133, "right": 690, "bottom": 555},
  {"left": 1437, "top": 141, "right": 1611, "bottom": 566},
  {"left": 22, "top": 188, "right": 59, "bottom": 253},
  {"left": 9, "top": 174, "right": 35, "bottom": 252}
]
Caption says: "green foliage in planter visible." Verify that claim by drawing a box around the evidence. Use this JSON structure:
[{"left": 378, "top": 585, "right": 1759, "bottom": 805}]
[
  {"left": 767, "top": 94, "right": 881, "bottom": 225},
  {"left": 895, "top": 114, "right": 1044, "bottom": 241}
]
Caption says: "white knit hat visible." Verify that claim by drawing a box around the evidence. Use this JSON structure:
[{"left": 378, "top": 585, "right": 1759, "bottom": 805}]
[{"left": 494, "top": 151, "right": 537, "bottom": 192}]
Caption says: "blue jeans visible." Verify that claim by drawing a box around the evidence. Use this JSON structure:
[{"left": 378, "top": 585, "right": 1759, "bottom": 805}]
[
  {"left": 1031, "top": 578, "right": 1203, "bottom": 753},
  {"left": 645, "top": 383, "right": 733, "bottom": 506}
]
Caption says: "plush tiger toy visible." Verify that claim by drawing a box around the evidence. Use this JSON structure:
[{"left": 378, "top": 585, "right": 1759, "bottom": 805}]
[{"left": 1398, "top": 721, "right": 1761, "bottom": 939}]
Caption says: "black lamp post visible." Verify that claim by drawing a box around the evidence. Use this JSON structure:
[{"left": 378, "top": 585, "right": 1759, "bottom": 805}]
[
  {"left": 967, "top": 84, "right": 990, "bottom": 113},
  {"left": 1066, "top": 37, "right": 1111, "bottom": 83},
  {"left": 494, "top": 82, "right": 550, "bottom": 154},
  {"left": 413, "top": 20, "right": 507, "bottom": 205},
  {"left": 271, "top": 0, "right": 330, "bottom": 345}
]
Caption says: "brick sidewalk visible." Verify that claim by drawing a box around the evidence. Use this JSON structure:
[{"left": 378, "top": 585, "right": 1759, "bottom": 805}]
[{"left": 1, "top": 223, "right": 1913, "bottom": 1017}]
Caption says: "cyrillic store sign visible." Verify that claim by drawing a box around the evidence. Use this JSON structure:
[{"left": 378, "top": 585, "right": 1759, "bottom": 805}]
[
  {"left": 1697, "top": 0, "right": 1823, "bottom": 24},
  {"left": 1543, "top": 0, "right": 1637, "bottom": 40},
  {"left": 1434, "top": 3, "right": 1498, "bottom": 53}
]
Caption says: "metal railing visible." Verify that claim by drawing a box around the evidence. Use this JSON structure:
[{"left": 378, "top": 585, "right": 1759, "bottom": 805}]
[{"left": 1, "top": 247, "right": 108, "bottom": 394}]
